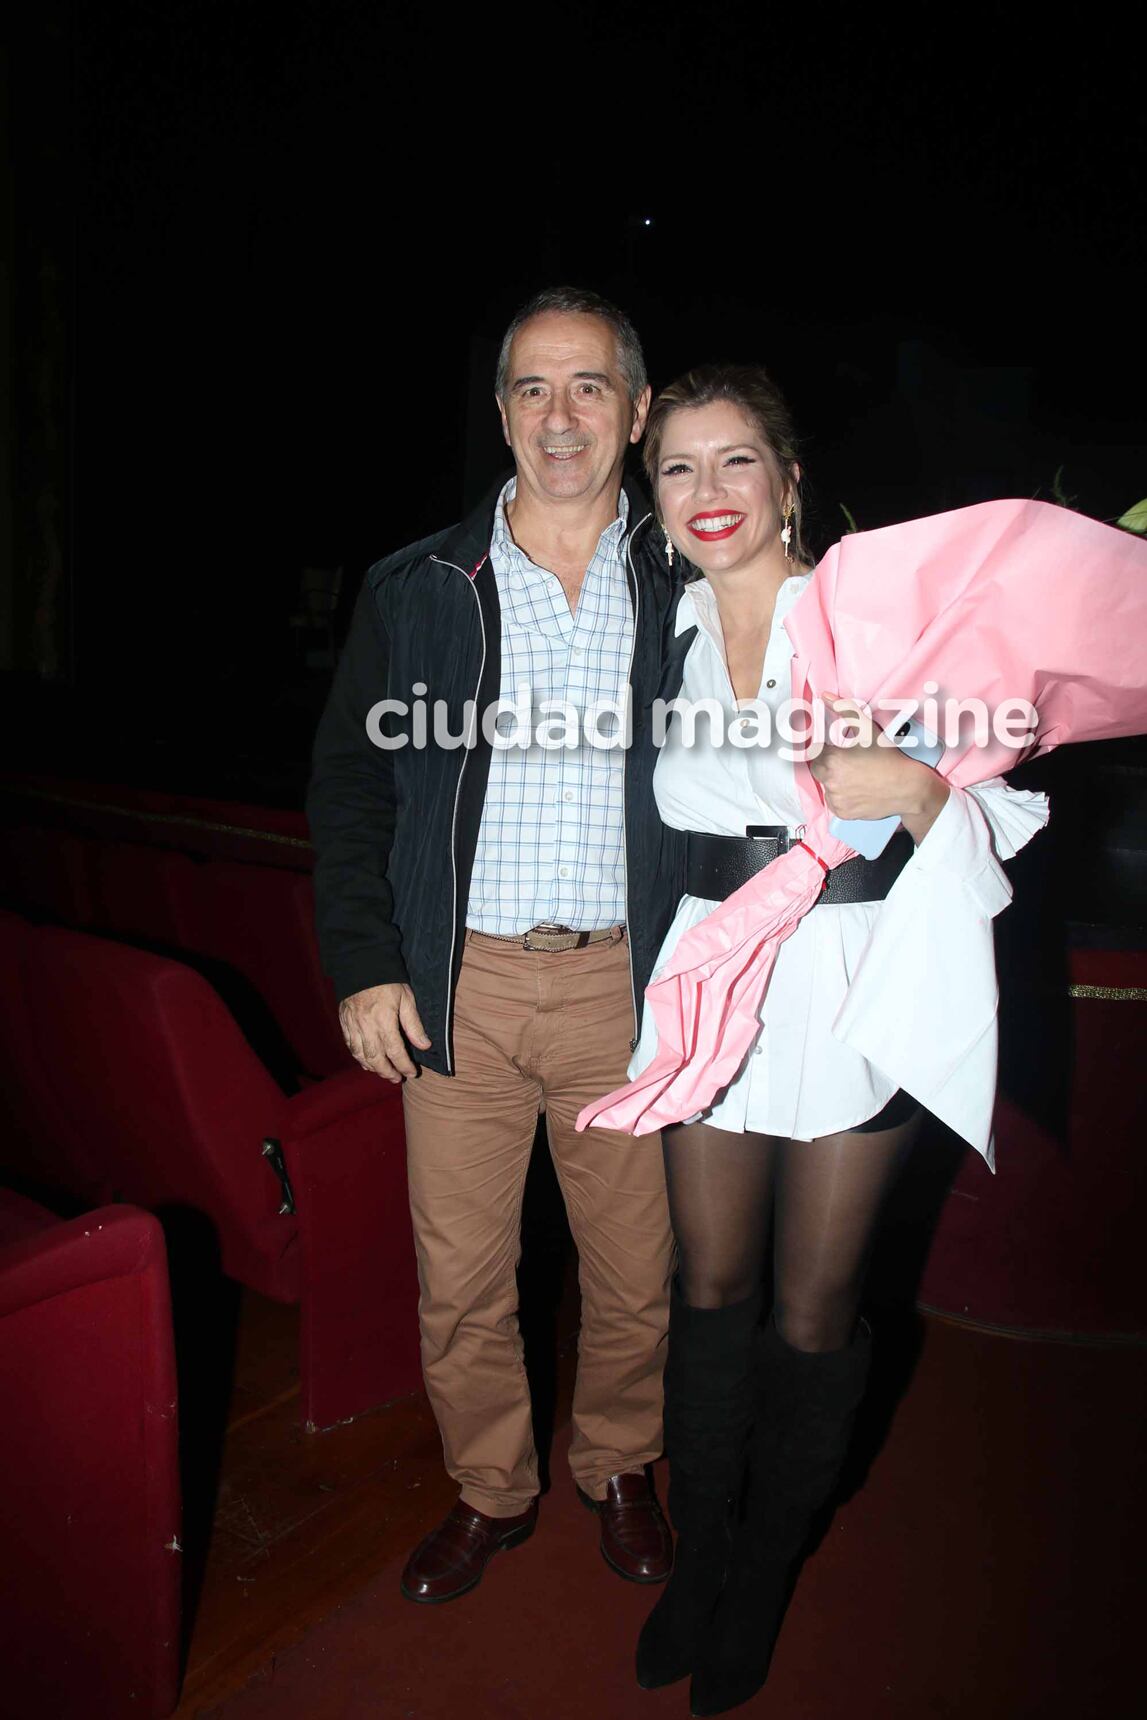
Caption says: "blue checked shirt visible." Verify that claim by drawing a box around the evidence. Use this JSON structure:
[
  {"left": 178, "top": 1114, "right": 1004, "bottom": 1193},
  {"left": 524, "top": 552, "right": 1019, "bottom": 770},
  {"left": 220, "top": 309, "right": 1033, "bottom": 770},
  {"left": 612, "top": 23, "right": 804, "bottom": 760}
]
[{"left": 466, "top": 480, "right": 634, "bottom": 933}]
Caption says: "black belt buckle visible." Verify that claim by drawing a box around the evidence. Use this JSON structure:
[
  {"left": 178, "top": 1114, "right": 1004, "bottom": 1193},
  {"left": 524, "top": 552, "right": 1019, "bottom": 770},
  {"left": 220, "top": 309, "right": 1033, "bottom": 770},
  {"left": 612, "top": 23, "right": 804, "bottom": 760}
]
[{"left": 746, "top": 824, "right": 792, "bottom": 853}]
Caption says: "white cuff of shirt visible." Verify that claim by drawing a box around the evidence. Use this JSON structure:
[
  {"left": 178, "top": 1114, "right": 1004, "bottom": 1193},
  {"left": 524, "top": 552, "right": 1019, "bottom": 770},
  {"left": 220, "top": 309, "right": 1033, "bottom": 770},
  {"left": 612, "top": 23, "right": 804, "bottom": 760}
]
[
  {"left": 908, "top": 776, "right": 1050, "bottom": 917},
  {"left": 830, "top": 775, "right": 1050, "bottom": 1159}
]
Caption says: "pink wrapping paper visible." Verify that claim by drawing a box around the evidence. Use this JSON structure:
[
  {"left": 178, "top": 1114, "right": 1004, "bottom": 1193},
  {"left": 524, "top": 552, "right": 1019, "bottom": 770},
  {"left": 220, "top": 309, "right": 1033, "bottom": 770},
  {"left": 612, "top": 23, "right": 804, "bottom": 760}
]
[{"left": 578, "top": 499, "right": 1147, "bottom": 1136}]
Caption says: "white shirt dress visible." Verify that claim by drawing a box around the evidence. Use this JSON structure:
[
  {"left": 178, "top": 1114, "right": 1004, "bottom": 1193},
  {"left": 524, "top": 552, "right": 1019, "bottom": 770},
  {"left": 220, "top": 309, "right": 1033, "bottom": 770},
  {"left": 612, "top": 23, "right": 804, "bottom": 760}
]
[{"left": 629, "top": 577, "right": 1050, "bottom": 1164}]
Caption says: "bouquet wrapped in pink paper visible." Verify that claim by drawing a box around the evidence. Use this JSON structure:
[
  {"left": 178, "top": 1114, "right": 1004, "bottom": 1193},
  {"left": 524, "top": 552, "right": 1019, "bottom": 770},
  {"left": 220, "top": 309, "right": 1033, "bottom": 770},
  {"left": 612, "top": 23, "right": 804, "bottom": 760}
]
[{"left": 577, "top": 499, "right": 1147, "bottom": 1147}]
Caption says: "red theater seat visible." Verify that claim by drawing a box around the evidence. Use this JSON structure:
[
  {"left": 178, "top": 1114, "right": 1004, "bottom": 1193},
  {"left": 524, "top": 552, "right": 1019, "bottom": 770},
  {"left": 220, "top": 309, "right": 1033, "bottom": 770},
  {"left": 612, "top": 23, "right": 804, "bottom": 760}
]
[
  {"left": 80, "top": 842, "right": 352, "bottom": 1081},
  {"left": 0, "top": 1191, "right": 181, "bottom": 1719},
  {"left": 0, "top": 910, "right": 111, "bottom": 1202},
  {"left": 0, "top": 793, "right": 352, "bottom": 1081},
  {"left": 0, "top": 824, "right": 94, "bottom": 924},
  {"left": 87, "top": 838, "right": 202, "bottom": 948},
  {"left": 916, "top": 955, "right": 1147, "bottom": 1337},
  {"left": 173, "top": 856, "right": 352, "bottom": 1078},
  {"left": 3, "top": 920, "right": 419, "bottom": 1427},
  {"left": 26, "top": 922, "right": 297, "bottom": 1298}
]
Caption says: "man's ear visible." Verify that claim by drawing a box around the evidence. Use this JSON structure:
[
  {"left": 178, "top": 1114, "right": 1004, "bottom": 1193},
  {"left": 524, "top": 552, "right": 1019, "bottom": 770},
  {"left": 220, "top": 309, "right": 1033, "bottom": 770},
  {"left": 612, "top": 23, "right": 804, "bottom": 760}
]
[
  {"left": 629, "top": 384, "right": 653, "bottom": 445},
  {"left": 496, "top": 393, "right": 512, "bottom": 448}
]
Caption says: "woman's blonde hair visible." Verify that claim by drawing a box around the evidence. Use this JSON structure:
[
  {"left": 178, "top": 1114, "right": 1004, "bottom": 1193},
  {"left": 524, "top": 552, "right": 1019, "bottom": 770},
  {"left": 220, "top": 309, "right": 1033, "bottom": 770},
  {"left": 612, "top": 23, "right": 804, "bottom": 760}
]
[{"left": 643, "top": 363, "right": 807, "bottom": 566}]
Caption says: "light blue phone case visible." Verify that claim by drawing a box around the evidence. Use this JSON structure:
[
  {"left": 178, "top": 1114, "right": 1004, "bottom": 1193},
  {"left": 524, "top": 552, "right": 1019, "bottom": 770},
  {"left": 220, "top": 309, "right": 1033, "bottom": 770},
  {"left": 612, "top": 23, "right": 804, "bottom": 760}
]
[{"left": 828, "top": 717, "right": 944, "bottom": 859}]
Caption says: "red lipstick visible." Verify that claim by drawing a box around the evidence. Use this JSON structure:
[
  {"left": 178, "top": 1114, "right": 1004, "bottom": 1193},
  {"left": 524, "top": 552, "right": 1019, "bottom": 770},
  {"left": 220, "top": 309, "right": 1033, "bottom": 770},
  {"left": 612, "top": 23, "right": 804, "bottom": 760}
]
[{"left": 686, "top": 511, "right": 745, "bottom": 542}]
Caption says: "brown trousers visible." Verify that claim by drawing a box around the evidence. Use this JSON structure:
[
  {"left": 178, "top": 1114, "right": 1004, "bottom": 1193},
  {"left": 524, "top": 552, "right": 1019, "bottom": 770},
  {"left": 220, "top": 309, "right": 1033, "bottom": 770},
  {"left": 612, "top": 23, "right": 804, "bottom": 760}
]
[{"left": 402, "top": 930, "right": 673, "bottom": 1517}]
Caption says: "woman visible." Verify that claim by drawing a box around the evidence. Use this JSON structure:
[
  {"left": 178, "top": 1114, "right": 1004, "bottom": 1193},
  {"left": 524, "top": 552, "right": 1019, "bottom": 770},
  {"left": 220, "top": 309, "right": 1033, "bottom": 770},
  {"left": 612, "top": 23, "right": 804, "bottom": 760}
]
[{"left": 629, "top": 366, "right": 1044, "bottom": 1716}]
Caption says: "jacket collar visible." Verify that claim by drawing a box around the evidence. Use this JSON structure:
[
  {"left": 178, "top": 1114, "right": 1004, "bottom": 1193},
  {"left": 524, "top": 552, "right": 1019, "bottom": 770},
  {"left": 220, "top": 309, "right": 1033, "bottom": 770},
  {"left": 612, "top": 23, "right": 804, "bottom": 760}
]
[{"left": 438, "top": 469, "right": 657, "bottom": 574}]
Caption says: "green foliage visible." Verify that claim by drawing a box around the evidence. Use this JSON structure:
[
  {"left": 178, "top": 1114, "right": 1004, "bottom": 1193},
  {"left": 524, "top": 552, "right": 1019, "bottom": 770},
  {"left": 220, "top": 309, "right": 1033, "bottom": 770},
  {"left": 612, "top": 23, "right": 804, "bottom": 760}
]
[
  {"left": 1116, "top": 498, "right": 1147, "bottom": 535},
  {"left": 1050, "top": 465, "right": 1078, "bottom": 509}
]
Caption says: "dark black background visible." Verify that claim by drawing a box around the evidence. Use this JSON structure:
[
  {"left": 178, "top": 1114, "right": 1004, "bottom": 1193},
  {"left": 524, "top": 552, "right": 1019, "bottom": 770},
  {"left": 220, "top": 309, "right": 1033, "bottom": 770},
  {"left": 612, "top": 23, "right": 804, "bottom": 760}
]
[{"left": 8, "top": 2, "right": 1146, "bottom": 798}]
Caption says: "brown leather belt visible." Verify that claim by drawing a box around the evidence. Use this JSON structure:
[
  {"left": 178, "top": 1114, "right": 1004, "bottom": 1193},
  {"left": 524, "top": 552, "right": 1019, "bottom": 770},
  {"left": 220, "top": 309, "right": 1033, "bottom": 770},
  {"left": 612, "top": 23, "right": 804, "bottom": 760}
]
[{"left": 468, "top": 923, "right": 626, "bottom": 953}]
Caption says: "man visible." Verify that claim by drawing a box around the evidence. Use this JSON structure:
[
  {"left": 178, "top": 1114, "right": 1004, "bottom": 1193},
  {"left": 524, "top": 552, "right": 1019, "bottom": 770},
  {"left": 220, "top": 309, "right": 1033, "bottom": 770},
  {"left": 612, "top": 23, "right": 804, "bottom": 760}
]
[{"left": 307, "top": 287, "right": 685, "bottom": 1604}]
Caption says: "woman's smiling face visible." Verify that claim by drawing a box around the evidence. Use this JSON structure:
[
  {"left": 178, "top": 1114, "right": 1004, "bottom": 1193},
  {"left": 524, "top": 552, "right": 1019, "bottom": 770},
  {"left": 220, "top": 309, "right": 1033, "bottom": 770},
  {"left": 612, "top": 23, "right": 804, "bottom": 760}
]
[{"left": 656, "top": 400, "right": 797, "bottom": 576}]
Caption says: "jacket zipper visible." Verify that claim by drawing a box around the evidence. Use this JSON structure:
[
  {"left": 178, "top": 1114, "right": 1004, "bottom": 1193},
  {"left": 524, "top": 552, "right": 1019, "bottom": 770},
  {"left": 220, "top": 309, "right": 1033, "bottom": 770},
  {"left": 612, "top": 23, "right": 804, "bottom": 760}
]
[
  {"left": 429, "top": 553, "right": 487, "bottom": 1075},
  {"left": 621, "top": 511, "right": 651, "bottom": 1048}
]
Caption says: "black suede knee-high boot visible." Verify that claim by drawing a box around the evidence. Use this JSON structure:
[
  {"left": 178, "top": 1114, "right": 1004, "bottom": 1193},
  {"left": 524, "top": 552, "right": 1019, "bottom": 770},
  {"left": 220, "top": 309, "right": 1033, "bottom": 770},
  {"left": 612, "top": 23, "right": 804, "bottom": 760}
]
[
  {"left": 689, "top": 1316, "right": 872, "bottom": 1717},
  {"left": 635, "top": 1283, "right": 761, "bottom": 1691}
]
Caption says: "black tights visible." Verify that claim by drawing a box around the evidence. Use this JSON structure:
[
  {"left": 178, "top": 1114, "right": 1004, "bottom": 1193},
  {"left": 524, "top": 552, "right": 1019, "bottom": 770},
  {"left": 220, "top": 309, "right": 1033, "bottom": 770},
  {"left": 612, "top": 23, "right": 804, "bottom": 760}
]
[{"left": 663, "top": 1111, "right": 921, "bottom": 1353}]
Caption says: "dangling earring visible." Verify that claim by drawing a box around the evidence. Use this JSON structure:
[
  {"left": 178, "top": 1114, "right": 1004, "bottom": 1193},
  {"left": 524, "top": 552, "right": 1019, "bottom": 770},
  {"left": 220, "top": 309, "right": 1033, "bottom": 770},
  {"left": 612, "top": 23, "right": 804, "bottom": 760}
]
[
  {"left": 781, "top": 505, "right": 794, "bottom": 561},
  {"left": 664, "top": 529, "right": 675, "bottom": 567}
]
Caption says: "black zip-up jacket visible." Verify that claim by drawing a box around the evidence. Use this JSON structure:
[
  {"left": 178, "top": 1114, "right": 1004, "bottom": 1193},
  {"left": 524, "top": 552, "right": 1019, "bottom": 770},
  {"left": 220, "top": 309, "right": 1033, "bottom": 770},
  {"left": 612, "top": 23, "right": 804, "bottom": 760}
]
[{"left": 306, "top": 478, "right": 696, "bottom": 1077}]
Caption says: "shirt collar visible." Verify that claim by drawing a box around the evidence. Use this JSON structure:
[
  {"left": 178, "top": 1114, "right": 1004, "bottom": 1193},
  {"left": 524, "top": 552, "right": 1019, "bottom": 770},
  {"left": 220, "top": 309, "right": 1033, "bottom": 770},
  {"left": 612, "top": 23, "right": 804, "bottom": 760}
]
[
  {"left": 675, "top": 571, "right": 812, "bottom": 641},
  {"left": 493, "top": 478, "right": 629, "bottom": 572}
]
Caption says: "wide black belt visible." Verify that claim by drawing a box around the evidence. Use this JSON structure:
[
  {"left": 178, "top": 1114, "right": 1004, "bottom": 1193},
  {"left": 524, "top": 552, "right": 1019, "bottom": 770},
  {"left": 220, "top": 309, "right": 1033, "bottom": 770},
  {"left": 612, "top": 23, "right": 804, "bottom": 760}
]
[{"left": 685, "top": 826, "right": 912, "bottom": 906}]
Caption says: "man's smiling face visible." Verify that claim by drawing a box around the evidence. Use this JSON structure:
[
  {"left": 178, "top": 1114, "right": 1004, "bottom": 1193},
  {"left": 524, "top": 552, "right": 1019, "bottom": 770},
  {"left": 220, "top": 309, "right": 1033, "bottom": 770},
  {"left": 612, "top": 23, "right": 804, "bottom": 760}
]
[{"left": 497, "top": 311, "right": 649, "bottom": 507}]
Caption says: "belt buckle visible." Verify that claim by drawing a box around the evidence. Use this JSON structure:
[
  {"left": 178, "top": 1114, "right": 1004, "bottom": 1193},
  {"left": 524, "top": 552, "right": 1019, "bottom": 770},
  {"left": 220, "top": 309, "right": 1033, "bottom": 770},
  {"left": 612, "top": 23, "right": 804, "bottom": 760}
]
[
  {"left": 746, "top": 824, "right": 792, "bottom": 853},
  {"left": 524, "top": 922, "right": 575, "bottom": 952}
]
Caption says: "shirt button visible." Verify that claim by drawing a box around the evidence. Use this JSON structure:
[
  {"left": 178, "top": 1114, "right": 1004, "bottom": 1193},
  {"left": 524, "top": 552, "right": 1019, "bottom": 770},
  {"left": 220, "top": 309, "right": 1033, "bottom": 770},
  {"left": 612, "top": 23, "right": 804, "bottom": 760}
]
[
  {"left": 558, "top": 865, "right": 570, "bottom": 878},
  {"left": 766, "top": 679, "right": 777, "bottom": 689},
  {"left": 562, "top": 789, "right": 576, "bottom": 802}
]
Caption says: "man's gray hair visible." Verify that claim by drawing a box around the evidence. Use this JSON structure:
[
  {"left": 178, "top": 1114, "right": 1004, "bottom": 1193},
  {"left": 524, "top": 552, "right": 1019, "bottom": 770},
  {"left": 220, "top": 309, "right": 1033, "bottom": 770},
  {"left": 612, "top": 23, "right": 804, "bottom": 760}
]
[{"left": 495, "top": 286, "right": 648, "bottom": 403}]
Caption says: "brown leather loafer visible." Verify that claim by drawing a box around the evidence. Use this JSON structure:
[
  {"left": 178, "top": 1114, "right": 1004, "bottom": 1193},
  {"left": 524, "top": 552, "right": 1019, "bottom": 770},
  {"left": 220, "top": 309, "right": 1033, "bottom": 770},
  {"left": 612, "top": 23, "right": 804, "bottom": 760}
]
[
  {"left": 400, "top": 1499, "right": 537, "bottom": 1604},
  {"left": 577, "top": 1471, "right": 672, "bottom": 1584}
]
